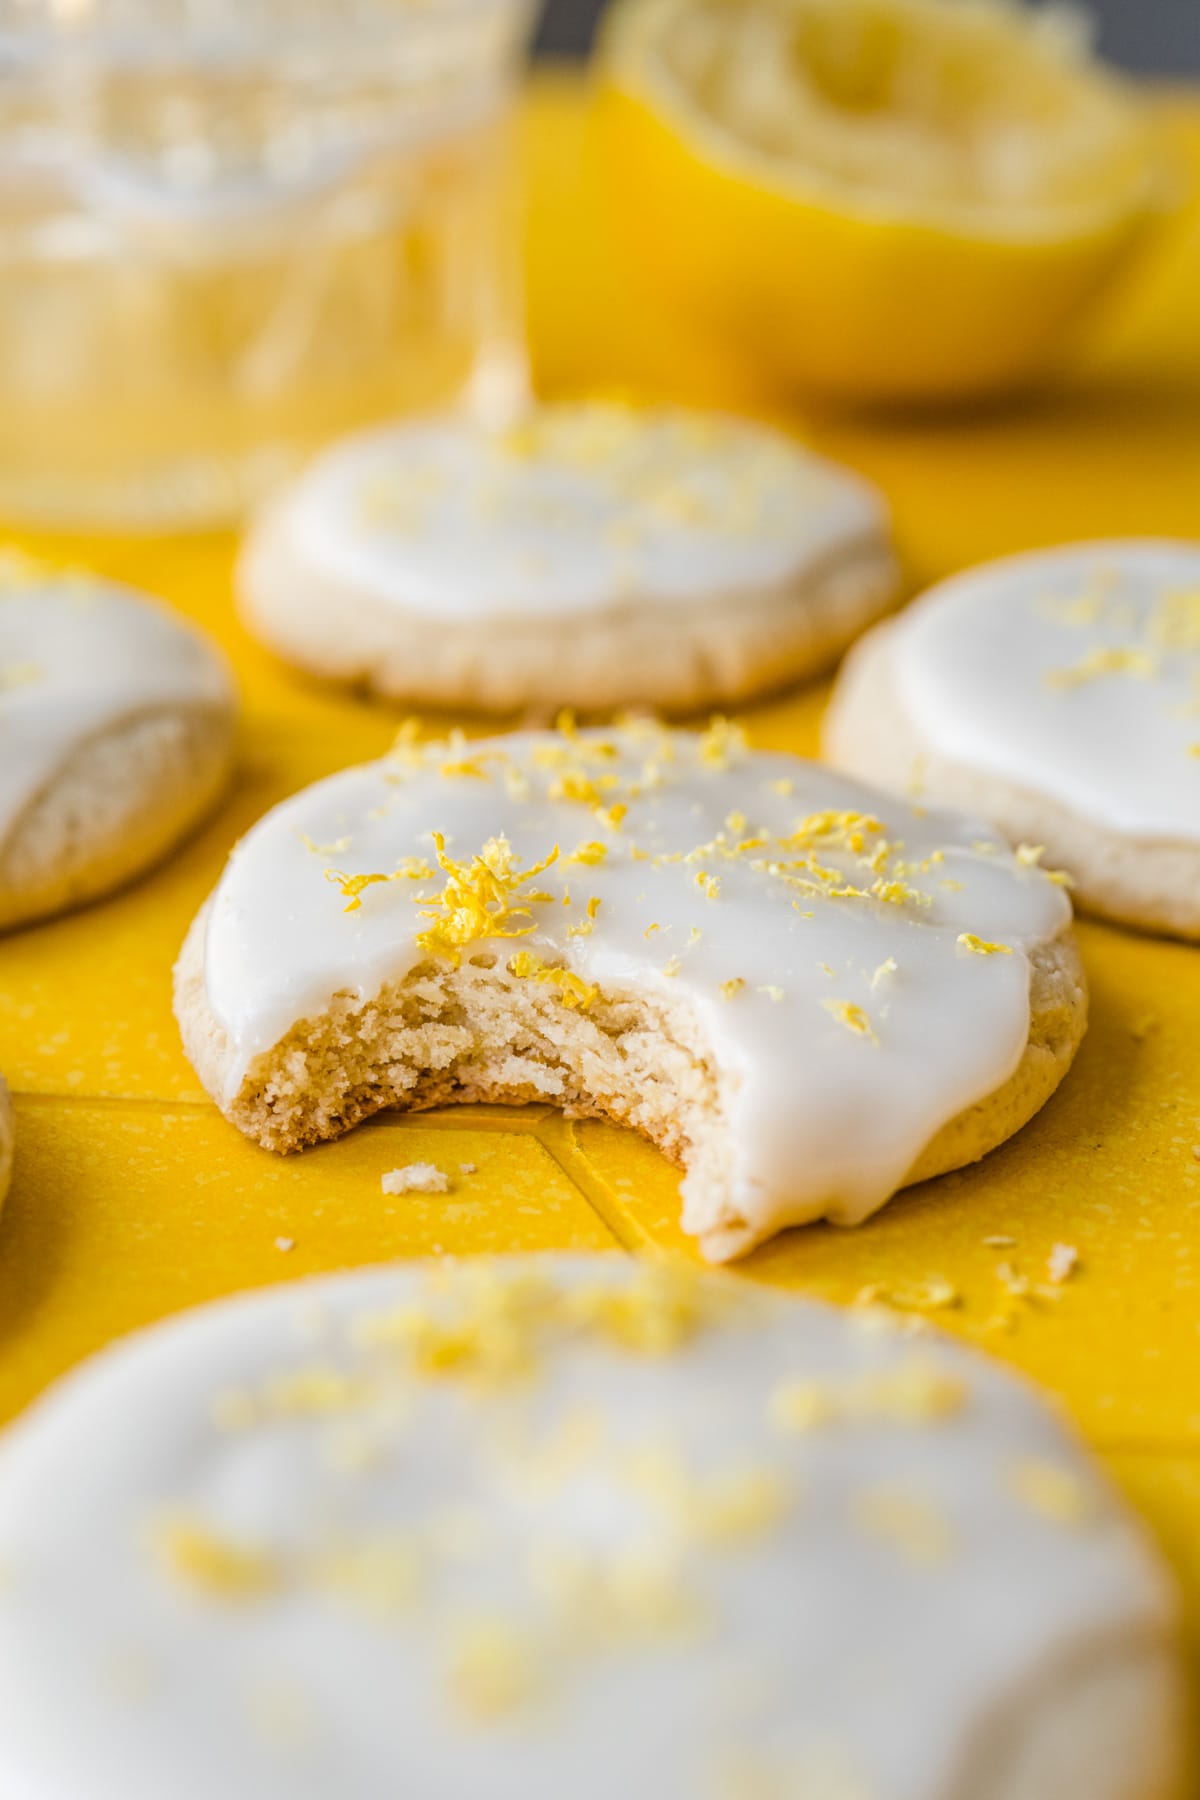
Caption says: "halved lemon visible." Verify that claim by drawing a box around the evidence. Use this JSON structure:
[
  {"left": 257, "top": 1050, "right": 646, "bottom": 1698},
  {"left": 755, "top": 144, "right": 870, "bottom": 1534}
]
[{"left": 592, "top": 0, "right": 1163, "bottom": 403}]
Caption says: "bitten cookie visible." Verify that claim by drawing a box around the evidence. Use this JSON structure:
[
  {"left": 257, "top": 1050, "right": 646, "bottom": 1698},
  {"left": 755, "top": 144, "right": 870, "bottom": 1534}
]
[
  {"left": 0, "top": 1257, "right": 1183, "bottom": 1800},
  {"left": 824, "top": 541, "right": 1200, "bottom": 939},
  {"left": 236, "top": 403, "right": 899, "bottom": 714},
  {"left": 0, "top": 1074, "right": 12, "bottom": 1211},
  {"left": 0, "top": 569, "right": 236, "bottom": 930},
  {"left": 175, "top": 721, "right": 1085, "bottom": 1262}
]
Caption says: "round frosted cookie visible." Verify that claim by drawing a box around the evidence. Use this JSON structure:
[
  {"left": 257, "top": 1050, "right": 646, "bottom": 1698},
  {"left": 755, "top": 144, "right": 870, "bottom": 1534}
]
[
  {"left": 0, "top": 1074, "right": 11, "bottom": 1211},
  {"left": 824, "top": 541, "right": 1200, "bottom": 939},
  {"left": 0, "top": 1256, "right": 1183, "bottom": 1800},
  {"left": 175, "top": 721, "right": 1085, "bottom": 1261},
  {"left": 0, "top": 569, "right": 236, "bottom": 930},
  {"left": 236, "top": 403, "right": 899, "bottom": 714}
]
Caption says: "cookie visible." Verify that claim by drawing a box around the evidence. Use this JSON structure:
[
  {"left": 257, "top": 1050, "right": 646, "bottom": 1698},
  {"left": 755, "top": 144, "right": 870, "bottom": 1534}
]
[
  {"left": 0, "top": 1074, "right": 12, "bottom": 1212},
  {"left": 236, "top": 403, "right": 898, "bottom": 714},
  {"left": 0, "top": 1256, "right": 1182, "bottom": 1800},
  {"left": 175, "top": 722, "right": 1085, "bottom": 1262},
  {"left": 0, "top": 569, "right": 236, "bottom": 930},
  {"left": 823, "top": 541, "right": 1200, "bottom": 939}
]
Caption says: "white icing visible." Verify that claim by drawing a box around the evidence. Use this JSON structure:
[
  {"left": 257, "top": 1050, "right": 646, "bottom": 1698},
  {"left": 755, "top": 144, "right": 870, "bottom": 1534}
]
[
  {"left": 0, "top": 573, "right": 234, "bottom": 842},
  {"left": 200, "top": 726, "right": 1071, "bottom": 1253},
  {"left": 892, "top": 540, "right": 1200, "bottom": 842},
  {"left": 0, "top": 1258, "right": 1173, "bottom": 1800},
  {"left": 272, "top": 404, "right": 889, "bottom": 620}
]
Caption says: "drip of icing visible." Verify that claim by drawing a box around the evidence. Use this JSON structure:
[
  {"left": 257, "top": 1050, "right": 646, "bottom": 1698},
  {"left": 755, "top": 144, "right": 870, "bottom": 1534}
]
[
  {"left": 0, "top": 578, "right": 234, "bottom": 842},
  {"left": 0, "top": 1259, "right": 1174, "bottom": 1800},
  {"left": 201, "top": 726, "right": 1070, "bottom": 1251},
  {"left": 892, "top": 540, "right": 1200, "bottom": 842},
  {"left": 274, "top": 404, "right": 888, "bottom": 620}
]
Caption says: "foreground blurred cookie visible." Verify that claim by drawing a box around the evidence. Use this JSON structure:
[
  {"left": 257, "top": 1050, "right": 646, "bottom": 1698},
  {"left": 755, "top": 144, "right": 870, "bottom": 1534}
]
[
  {"left": 176, "top": 722, "right": 1084, "bottom": 1261},
  {"left": 237, "top": 403, "right": 898, "bottom": 713},
  {"left": 0, "top": 568, "right": 235, "bottom": 930},
  {"left": 825, "top": 541, "right": 1200, "bottom": 939},
  {"left": 0, "top": 1257, "right": 1183, "bottom": 1800}
]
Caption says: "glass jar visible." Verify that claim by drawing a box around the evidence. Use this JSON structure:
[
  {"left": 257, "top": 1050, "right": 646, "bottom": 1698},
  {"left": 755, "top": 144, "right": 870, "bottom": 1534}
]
[{"left": 0, "top": 0, "right": 534, "bottom": 529}]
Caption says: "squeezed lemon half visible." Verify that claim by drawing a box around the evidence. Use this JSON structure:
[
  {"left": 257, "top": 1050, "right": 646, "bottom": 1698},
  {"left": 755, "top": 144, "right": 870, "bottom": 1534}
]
[{"left": 592, "top": 0, "right": 1162, "bottom": 402}]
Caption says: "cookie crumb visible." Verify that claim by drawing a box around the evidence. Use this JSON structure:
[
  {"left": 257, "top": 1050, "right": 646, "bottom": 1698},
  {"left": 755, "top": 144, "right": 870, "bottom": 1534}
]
[
  {"left": 382, "top": 1163, "right": 450, "bottom": 1196},
  {"left": 1047, "top": 1243, "right": 1079, "bottom": 1284}
]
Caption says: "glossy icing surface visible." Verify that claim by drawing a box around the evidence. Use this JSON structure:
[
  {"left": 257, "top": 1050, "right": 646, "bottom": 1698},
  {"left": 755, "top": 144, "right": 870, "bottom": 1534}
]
[
  {"left": 200, "top": 725, "right": 1071, "bottom": 1250},
  {"left": 0, "top": 570, "right": 234, "bottom": 841},
  {"left": 0, "top": 1257, "right": 1173, "bottom": 1800},
  {"left": 893, "top": 540, "right": 1200, "bottom": 841},
  {"left": 274, "top": 404, "right": 888, "bottom": 620}
]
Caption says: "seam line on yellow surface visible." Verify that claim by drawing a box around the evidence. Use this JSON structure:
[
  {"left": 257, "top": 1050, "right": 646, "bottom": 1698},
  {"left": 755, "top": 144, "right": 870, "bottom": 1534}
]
[{"left": 534, "top": 1117, "right": 658, "bottom": 1255}]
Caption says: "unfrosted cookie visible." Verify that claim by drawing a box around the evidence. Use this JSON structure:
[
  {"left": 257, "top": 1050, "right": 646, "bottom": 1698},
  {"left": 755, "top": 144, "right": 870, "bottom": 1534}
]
[
  {"left": 236, "top": 403, "right": 898, "bottom": 714},
  {"left": 0, "top": 1256, "right": 1182, "bottom": 1800},
  {"left": 0, "top": 1074, "right": 12, "bottom": 1211},
  {"left": 0, "top": 568, "right": 236, "bottom": 930},
  {"left": 175, "top": 722, "right": 1085, "bottom": 1261},
  {"left": 824, "top": 541, "right": 1200, "bottom": 939}
]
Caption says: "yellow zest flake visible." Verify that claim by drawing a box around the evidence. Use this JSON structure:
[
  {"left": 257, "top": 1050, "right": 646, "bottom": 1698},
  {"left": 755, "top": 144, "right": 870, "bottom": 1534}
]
[
  {"left": 1045, "top": 645, "right": 1157, "bottom": 688},
  {"left": 1149, "top": 586, "right": 1200, "bottom": 651},
  {"left": 566, "top": 839, "right": 608, "bottom": 867},
  {"left": 1009, "top": 1459, "right": 1092, "bottom": 1526},
  {"left": 695, "top": 870, "right": 721, "bottom": 900},
  {"left": 768, "top": 777, "right": 794, "bottom": 796},
  {"left": 262, "top": 1366, "right": 370, "bottom": 1415},
  {"left": 871, "top": 956, "right": 897, "bottom": 990},
  {"left": 508, "top": 950, "right": 598, "bottom": 1010},
  {"left": 0, "top": 660, "right": 43, "bottom": 690},
  {"left": 698, "top": 715, "right": 748, "bottom": 768},
  {"left": 644, "top": 921, "right": 662, "bottom": 939},
  {"left": 155, "top": 1519, "right": 280, "bottom": 1601},
  {"left": 854, "top": 1485, "right": 952, "bottom": 1565},
  {"left": 786, "top": 809, "right": 883, "bottom": 855},
  {"left": 770, "top": 1358, "right": 967, "bottom": 1434},
  {"left": 1190, "top": 743, "right": 1200, "bottom": 758},
  {"left": 301, "top": 831, "right": 352, "bottom": 857},
  {"left": 445, "top": 1616, "right": 539, "bottom": 1723},
  {"left": 720, "top": 978, "right": 746, "bottom": 1001},
  {"left": 758, "top": 984, "right": 784, "bottom": 1002},
  {"left": 626, "top": 1449, "right": 790, "bottom": 1546},
  {"left": 957, "top": 932, "right": 1013, "bottom": 956},
  {"left": 325, "top": 855, "right": 435, "bottom": 911},
  {"left": 821, "top": 998, "right": 878, "bottom": 1045},
  {"left": 1015, "top": 842, "right": 1074, "bottom": 886},
  {"left": 725, "top": 810, "right": 748, "bottom": 836},
  {"left": 566, "top": 895, "right": 602, "bottom": 938},
  {"left": 565, "top": 1265, "right": 719, "bottom": 1355},
  {"left": 662, "top": 955, "right": 682, "bottom": 977},
  {"left": 412, "top": 833, "right": 558, "bottom": 966}
]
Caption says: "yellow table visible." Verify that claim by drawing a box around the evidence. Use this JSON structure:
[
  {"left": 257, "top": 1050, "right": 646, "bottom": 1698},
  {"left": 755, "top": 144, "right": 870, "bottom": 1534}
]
[{"left": 2, "top": 71, "right": 1200, "bottom": 1677}]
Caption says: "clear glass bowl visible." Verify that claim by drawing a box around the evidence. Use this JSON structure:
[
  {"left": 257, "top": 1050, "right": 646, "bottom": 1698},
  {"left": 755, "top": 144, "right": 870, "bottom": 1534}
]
[{"left": 0, "top": 0, "right": 534, "bottom": 529}]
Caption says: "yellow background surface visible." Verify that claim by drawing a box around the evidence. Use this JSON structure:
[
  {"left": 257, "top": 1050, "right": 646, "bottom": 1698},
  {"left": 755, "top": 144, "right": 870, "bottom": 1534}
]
[{"left": 1, "top": 72, "right": 1199, "bottom": 1675}]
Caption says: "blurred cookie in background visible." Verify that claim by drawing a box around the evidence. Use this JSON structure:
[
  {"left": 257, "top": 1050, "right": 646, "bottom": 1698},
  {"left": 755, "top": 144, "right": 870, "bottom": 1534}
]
[
  {"left": 0, "top": 564, "right": 236, "bottom": 931},
  {"left": 237, "top": 403, "right": 898, "bottom": 714}
]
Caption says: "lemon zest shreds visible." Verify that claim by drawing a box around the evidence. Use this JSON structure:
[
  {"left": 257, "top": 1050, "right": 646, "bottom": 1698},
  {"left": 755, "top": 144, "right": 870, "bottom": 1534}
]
[
  {"left": 1010, "top": 1459, "right": 1092, "bottom": 1526},
  {"left": 662, "top": 955, "right": 682, "bottom": 977},
  {"left": 508, "top": 951, "right": 599, "bottom": 1011},
  {"left": 302, "top": 832, "right": 352, "bottom": 857},
  {"left": 786, "top": 810, "right": 883, "bottom": 855},
  {"left": 566, "top": 839, "right": 608, "bottom": 866},
  {"left": 156, "top": 1519, "right": 281, "bottom": 1600},
  {"left": 871, "top": 956, "right": 897, "bottom": 989},
  {"left": 411, "top": 834, "right": 558, "bottom": 965},
  {"left": 698, "top": 715, "right": 747, "bottom": 768},
  {"left": 769, "top": 1359, "right": 967, "bottom": 1434},
  {"left": 695, "top": 870, "right": 721, "bottom": 900},
  {"left": 1149, "top": 587, "right": 1200, "bottom": 651},
  {"left": 566, "top": 896, "right": 603, "bottom": 939},
  {"left": 719, "top": 978, "right": 746, "bottom": 1000},
  {"left": 822, "top": 998, "right": 879, "bottom": 1044},
  {"left": 957, "top": 932, "right": 1013, "bottom": 956},
  {"left": 1045, "top": 645, "right": 1157, "bottom": 688}
]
